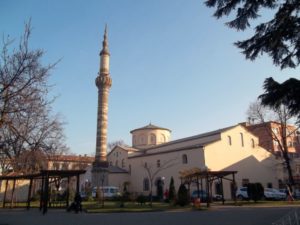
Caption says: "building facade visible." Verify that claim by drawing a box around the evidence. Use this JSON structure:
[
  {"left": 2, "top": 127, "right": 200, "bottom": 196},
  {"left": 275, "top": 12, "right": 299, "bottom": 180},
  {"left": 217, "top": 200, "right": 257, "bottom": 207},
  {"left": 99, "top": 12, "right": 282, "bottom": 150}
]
[{"left": 106, "top": 123, "right": 279, "bottom": 199}]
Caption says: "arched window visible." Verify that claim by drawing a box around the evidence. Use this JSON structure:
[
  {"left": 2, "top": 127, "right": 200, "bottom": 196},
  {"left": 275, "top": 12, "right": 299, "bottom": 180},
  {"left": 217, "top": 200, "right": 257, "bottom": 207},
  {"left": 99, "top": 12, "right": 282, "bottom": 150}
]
[
  {"left": 150, "top": 134, "right": 156, "bottom": 144},
  {"left": 240, "top": 133, "right": 244, "bottom": 147},
  {"left": 133, "top": 135, "right": 137, "bottom": 145},
  {"left": 157, "top": 160, "right": 161, "bottom": 168},
  {"left": 143, "top": 178, "right": 150, "bottom": 191},
  {"left": 140, "top": 135, "right": 145, "bottom": 144},
  {"left": 228, "top": 135, "right": 232, "bottom": 146},
  {"left": 115, "top": 160, "right": 119, "bottom": 167},
  {"left": 251, "top": 138, "right": 255, "bottom": 148},
  {"left": 161, "top": 134, "right": 166, "bottom": 143},
  {"left": 182, "top": 154, "right": 188, "bottom": 164},
  {"left": 122, "top": 159, "right": 125, "bottom": 168}
]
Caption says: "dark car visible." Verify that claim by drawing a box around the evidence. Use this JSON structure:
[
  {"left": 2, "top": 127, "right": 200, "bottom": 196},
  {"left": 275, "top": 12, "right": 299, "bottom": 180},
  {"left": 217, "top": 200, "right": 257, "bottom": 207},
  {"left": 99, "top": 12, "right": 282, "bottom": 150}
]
[{"left": 191, "top": 190, "right": 208, "bottom": 202}]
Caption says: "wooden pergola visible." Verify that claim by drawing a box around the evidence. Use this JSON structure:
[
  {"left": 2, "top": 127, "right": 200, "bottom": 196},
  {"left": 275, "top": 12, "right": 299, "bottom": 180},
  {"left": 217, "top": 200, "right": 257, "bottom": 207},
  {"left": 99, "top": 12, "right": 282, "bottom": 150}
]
[
  {"left": 180, "top": 167, "right": 238, "bottom": 207},
  {"left": 0, "top": 169, "right": 86, "bottom": 214}
]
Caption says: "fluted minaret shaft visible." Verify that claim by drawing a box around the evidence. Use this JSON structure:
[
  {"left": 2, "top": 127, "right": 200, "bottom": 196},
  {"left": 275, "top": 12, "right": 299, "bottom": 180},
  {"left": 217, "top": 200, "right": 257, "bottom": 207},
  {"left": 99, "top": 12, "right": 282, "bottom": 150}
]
[{"left": 95, "top": 25, "right": 112, "bottom": 164}]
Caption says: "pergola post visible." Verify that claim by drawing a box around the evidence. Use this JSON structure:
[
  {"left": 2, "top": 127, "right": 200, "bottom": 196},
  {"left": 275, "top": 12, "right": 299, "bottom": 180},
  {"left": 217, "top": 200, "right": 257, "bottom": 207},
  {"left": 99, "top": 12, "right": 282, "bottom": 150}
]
[
  {"left": 10, "top": 179, "right": 16, "bottom": 208},
  {"left": 220, "top": 178, "right": 225, "bottom": 205},
  {"left": 232, "top": 173, "right": 237, "bottom": 204},
  {"left": 66, "top": 177, "right": 70, "bottom": 208},
  {"left": 206, "top": 172, "right": 210, "bottom": 208},
  {"left": 196, "top": 176, "right": 200, "bottom": 199},
  {"left": 39, "top": 175, "right": 44, "bottom": 211},
  {"left": 27, "top": 178, "right": 33, "bottom": 210},
  {"left": 2, "top": 179, "right": 8, "bottom": 208},
  {"left": 76, "top": 174, "right": 80, "bottom": 196},
  {"left": 43, "top": 173, "right": 49, "bottom": 214}
]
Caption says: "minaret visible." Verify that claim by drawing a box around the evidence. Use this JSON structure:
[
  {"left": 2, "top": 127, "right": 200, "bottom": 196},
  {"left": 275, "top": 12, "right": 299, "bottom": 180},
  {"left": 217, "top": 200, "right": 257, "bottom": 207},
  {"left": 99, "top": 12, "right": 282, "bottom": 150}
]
[{"left": 92, "top": 25, "right": 112, "bottom": 186}]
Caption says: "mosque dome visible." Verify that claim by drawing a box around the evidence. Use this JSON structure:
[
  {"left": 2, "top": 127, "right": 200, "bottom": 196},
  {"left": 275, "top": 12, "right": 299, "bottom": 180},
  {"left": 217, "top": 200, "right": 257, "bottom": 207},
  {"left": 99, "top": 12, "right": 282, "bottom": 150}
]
[{"left": 130, "top": 123, "right": 171, "bottom": 149}]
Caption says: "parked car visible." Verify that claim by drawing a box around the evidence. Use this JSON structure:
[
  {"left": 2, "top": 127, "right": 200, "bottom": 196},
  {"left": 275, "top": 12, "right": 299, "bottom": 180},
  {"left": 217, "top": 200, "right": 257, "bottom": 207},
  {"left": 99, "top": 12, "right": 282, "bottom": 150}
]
[
  {"left": 268, "top": 188, "right": 286, "bottom": 200},
  {"left": 80, "top": 191, "right": 88, "bottom": 200},
  {"left": 293, "top": 189, "right": 300, "bottom": 199},
  {"left": 236, "top": 187, "right": 248, "bottom": 200},
  {"left": 263, "top": 188, "right": 276, "bottom": 200},
  {"left": 191, "top": 190, "right": 208, "bottom": 202},
  {"left": 92, "top": 186, "right": 121, "bottom": 199}
]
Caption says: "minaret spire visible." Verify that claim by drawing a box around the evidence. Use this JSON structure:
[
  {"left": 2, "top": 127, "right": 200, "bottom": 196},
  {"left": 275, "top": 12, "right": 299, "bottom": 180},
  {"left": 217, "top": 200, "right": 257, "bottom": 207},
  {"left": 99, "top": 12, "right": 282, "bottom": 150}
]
[
  {"left": 99, "top": 25, "right": 110, "bottom": 75},
  {"left": 100, "top": 24, "right": 109, "bottom": 56},
  {"left": 93, "top": 25, "right": 112, "bottom": 180}
]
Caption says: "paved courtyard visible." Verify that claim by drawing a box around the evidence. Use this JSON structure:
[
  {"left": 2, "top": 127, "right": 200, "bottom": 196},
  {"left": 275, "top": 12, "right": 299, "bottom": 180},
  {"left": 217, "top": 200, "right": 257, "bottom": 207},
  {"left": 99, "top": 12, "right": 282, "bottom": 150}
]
[{"left": 0, "top": 206, "right": 298, "bottom": 225}]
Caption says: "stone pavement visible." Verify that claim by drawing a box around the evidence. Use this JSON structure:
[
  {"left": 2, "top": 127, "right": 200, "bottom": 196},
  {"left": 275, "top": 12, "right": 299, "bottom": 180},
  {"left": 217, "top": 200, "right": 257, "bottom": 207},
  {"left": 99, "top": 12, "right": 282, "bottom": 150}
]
[{"left": 0, "top": 206, "right": 298, "bottom": 225}]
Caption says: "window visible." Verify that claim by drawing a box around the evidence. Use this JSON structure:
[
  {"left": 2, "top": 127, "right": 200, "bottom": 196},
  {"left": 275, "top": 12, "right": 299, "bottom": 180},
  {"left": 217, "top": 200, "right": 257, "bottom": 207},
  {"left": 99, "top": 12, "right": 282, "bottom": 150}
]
[
  {"left": 161, "top": 134, "right": 166, "bottom": 143},
  {"left": 296, "top": 165, "right": 300, "bottom": 174},
  {"left": 267, "top": 183, "right": 273, "bottom": 188},
  {"left": 242, "top": 178, "right": 249, "bottom": 187},
  {"left": 62, "top": 162, "right": 69, "bottom": 170},
  {"left": 182, "top": 154, "right": 188, "bottom": 164},
  {"left": 150, "top": 134, "right": 156, "bottom": 144},
  {"left": 157, "top": 160, "right": 161, "bottom": 168},
  {"left": 122, "top": 159, "right": 125, "bottom": 168},
  {"left": 129, "top": 164, "right": 131, "bottom": 174},
  {"left": 240, "top": 133, "right": 244, "bottom": 147},
  {"left": 227, "top": 136, "right": 232, "bottom": 145},
  {"left": 140, "top": 135, "right": 145, "bottom": 144},
  {"left": 133, "top": 135, "right": 137, "bottom": 145},
  {"left": 251, "top": 139, "right": 255, "bottom": 148},
  {"left": 109, "top": 161, "right": 112, "bottom": 166},
  {"left": 143, "top": 178, "right": 150, "bottom": 191},
  {"left": 115, "top": 160, "right": 118, "bottom": 167},
  {"left": 144, "top": 162, "right": 148, "bottom": 168}
]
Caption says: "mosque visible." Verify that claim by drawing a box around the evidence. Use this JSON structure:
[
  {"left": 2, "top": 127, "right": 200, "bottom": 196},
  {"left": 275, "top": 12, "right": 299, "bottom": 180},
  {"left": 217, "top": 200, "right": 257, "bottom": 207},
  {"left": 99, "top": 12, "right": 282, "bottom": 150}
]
[{"left": 87, "top": 26, "right": 281, "bottom": 200}]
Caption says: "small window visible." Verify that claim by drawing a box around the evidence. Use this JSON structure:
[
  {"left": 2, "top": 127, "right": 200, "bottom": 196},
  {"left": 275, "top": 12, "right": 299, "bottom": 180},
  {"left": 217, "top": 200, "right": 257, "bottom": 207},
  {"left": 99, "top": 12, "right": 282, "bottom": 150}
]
[
  {"left": 240, "top": 133, "right": 244, "bottom": 147},
  {"left": 251, "top": 139, "right": 255, "bottom": 148},
  {"left": 242, "top": 178, "right": 249, "bottom": 187},
  {"left": 115, "top": 160, "right": 118, "bottom": 167},
  {"left": 182, "top": 154, "right": 188, "bottom": 164},
  {"left": 144, "top": 162, "right": 148, "bottom": 168},
  {"left": 150, "top": 134, "right": 156, "bottom": 144},
  {"left": 228, "top": 136, "right": 232, "bottom": 146},
  {"left": 122, "top": 159, "right": 125, "bottom": 168},
  {"left": 157, "top": 160, "right": 160, "bottom": 168},
  {"left": 267, "top": 183, "right": 273, "bottom": 188},
  {"left": 143, "top": 178, "right": 150, "bottom": 191},
  {"left": 109, "top": 161, "right": 112, "bottom": 166},
  {"left": 129, "top": 164, "right": 131, "bottom": 174},
  {"left": 140, "top": 135, "right": 145, "bottom": 144}
]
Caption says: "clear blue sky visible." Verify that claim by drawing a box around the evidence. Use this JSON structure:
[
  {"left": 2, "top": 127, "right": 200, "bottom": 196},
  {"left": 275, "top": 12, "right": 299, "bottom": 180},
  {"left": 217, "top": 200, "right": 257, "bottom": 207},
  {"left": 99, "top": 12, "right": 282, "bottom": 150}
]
[{"left": 1, "top": 0, "right": 300, "bottom": 155}]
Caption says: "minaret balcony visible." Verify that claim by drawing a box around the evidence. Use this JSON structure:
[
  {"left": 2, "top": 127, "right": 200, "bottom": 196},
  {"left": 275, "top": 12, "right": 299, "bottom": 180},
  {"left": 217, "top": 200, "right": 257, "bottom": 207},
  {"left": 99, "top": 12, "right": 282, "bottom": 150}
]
[{"left": 95, "top": 75, "right": 112, "bottom": 88}]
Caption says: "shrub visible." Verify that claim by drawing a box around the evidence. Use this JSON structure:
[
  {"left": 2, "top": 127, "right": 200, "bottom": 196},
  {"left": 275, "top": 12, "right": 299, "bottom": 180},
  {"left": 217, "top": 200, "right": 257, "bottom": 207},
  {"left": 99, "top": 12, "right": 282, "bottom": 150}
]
[
  {"left": 168, "top": 177, "right": 176, "bottom": 202},
  {"left": 247, "top": 183, "right": 264, "bottom": 202},
  {"left": 177, "top": 184, "right": 189, "bottom": 206},
  {"left": 136, "top": 194, "right": 147, "bottom": 205}
]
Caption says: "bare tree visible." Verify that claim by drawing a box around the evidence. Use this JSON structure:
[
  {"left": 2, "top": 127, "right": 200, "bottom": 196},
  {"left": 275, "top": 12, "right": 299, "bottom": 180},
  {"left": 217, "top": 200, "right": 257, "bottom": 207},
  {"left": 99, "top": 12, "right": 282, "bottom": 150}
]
[
  {"left": 0, "top": 21, "right": 67, "bottom": 174},
  {"left": 107, "top": 139, "right": 127, "bottom": 152},
  {"left": 246, "top": 100, "right": 299, "bottom": 188},
  {"left": 142, "top": 158, "right": 178, "bottom": 206}
]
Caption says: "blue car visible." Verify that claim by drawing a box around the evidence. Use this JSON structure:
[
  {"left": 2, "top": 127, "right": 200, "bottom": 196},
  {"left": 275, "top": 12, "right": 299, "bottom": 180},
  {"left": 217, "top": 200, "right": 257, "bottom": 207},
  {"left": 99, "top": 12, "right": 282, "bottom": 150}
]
[{"left": 191, "top": 190, "right": 208, "bottom": 202}]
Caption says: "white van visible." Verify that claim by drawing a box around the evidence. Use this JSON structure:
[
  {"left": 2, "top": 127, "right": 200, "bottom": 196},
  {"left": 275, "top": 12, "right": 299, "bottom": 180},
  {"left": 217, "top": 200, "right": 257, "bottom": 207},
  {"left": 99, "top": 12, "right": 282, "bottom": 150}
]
[{"left": 92, "top": 186, "right": 121, "bottom": 199}]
